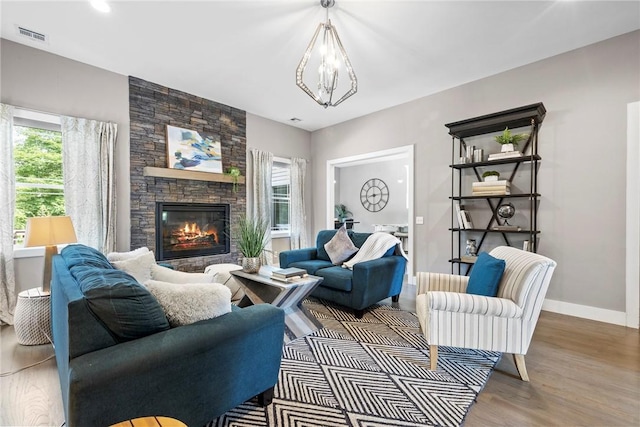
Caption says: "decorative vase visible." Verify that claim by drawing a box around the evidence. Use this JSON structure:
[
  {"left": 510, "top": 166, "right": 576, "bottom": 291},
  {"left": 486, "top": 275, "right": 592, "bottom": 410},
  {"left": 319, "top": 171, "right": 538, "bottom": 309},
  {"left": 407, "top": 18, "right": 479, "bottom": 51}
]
[
  {"left": 465, "top": 239, "right": 477, "bottom": 257},
  {"left": 242, "top": 257, "right": 261, "bottom": 273},
  {"left": 501, "top": 143, "right": 514, "bottom": 153}
]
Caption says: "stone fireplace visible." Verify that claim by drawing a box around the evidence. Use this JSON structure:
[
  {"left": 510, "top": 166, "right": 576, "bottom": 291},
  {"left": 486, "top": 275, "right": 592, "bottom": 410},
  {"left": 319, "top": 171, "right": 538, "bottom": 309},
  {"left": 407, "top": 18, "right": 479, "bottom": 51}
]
[
  {"left": 129, "top": 76, "right": 246, "bottom": 272},
  {"left": 155, "top": 202, "right": 230, "bottom": 261}
]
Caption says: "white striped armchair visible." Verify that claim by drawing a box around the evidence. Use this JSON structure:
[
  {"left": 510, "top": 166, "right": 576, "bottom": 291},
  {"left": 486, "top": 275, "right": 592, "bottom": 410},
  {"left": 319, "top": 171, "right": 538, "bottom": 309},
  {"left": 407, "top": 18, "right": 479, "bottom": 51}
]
[{"left": 416, "top": 246, "right": 557, "bottom": 381}]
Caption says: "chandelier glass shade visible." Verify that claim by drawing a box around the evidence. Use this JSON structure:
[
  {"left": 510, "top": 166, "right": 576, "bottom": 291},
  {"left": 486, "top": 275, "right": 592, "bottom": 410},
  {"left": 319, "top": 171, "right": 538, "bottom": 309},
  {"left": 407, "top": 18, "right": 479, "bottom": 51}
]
[{"left": 296, "top": 0, "right": 357, "bottom": 108}]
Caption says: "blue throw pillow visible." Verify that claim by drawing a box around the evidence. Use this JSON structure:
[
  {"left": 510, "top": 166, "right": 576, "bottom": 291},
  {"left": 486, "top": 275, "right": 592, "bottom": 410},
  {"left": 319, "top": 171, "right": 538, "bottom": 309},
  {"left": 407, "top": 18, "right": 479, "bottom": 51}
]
[
  {"left": 60, "top": 244, "right": 113, "bottom": 270},
  {"left": 61, "top": 244, "right": 171, "bottom": 342},
  {"left": 75, "top": 268, "right": 170, "bottom": 341},
  {"left": 467, "top": 252, "right": 506, "bottom": 297}
]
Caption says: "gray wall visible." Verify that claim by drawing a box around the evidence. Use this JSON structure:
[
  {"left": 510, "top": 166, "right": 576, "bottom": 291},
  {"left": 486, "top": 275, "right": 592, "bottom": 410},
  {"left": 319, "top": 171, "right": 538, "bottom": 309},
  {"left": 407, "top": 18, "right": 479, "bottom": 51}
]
[{"left": 311, "top": 30, "right": 640, "bottom": 314}]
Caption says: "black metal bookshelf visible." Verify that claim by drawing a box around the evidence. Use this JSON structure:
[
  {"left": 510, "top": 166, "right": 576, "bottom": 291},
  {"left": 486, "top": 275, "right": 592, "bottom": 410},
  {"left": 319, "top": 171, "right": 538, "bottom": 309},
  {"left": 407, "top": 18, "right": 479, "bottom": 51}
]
[{"left": 445, "top": 103, "right": 546, "bottom": 274}]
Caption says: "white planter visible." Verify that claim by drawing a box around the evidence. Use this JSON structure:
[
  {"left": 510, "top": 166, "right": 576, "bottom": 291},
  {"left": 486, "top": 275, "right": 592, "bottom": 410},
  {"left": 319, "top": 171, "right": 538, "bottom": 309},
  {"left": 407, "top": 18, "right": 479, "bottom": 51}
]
[
  {"left": 501, "top": 143, "right": 514, "bottom": 152},
  {"left": 484, "top": 175, "right": 499, "bottom": 182}
]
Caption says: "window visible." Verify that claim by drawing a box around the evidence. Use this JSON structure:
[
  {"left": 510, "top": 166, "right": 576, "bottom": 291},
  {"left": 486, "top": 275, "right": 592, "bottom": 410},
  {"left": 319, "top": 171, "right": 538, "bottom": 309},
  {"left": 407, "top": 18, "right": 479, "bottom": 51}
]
[
  {"left": 12, "top": 111, "right": 64, "bottom": 245},
  {"left": 271, "top": 160, "right": 290, "bottom": 235}
]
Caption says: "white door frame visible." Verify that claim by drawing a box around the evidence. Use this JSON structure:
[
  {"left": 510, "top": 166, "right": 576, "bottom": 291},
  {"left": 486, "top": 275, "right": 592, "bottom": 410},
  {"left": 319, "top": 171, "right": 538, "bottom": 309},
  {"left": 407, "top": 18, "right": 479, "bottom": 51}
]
[
  {"left": 626, "top": 101, "right": 639, "bottom": 328},
  {"left": 326, "top": 145, "right": 415, "bottom": 282}
]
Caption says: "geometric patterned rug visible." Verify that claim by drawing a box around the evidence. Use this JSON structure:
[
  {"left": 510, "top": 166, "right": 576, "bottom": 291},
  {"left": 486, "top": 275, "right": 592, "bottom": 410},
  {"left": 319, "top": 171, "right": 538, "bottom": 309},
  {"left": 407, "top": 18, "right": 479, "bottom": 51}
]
[{"left": 208, "top": 298, "right": 501, "bottom": 427}]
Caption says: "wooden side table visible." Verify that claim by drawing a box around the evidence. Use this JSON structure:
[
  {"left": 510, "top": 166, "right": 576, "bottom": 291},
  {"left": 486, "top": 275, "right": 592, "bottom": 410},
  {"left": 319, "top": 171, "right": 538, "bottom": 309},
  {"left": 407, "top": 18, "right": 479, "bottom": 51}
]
[
  {"left": 110, "top": 416, "right": 187, "bottom": 427},
  {"left": 14, "top": 288, "right": 51, "bottom": 345}
]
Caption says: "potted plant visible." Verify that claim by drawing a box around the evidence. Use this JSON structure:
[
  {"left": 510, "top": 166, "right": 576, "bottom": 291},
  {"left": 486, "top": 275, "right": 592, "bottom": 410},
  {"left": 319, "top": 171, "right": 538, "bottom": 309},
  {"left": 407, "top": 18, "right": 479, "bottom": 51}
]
[
  {"left": 494, "top": 127, "right": 529, "bottom": 152},
  {"left": 235, "top": 215, "right": 269, "bottom": 273},
  {"left": 334, "top": 204, "right": 352, "bottom": 222},
  {"left": 482, "top": 170, "right": 500, "bottom": 182},
  {"left": 225, "top": 166, "right": 241, "bottom": 193}
]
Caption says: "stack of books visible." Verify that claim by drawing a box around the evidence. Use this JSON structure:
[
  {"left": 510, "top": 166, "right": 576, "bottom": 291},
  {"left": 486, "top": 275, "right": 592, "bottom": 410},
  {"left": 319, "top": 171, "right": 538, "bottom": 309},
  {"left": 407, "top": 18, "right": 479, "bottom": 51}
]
[
  {"left": 271, "top": 267, "right": 307, "bottom": 282},
  {"left": 488, "top": 151, "right": 523, "bottom": 161},
  {"left": 455, "top": 204, "right": 474, "bottom": 229},
  {"left": 472, "top": 180, "right": 511, "bottom": 196}
]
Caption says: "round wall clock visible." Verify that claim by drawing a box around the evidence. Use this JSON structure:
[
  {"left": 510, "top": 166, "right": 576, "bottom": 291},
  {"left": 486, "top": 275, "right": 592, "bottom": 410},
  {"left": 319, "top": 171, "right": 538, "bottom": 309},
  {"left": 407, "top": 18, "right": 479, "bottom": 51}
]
[{"left": 360, "top": 178, "right": 389, "bottom": 212}]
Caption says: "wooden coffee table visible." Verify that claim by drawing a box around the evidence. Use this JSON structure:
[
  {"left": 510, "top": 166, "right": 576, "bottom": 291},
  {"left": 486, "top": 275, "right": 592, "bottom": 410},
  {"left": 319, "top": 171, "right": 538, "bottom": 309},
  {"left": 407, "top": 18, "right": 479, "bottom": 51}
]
[{"left": 231, "top": 266, "right": 323, "bottom": 342}]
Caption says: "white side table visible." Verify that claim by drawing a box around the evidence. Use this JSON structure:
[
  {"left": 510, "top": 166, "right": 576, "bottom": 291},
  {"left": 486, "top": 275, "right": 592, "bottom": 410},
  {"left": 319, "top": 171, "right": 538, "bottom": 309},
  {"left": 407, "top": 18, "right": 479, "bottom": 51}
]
[{"left": 14, "top": 288, "right": 52, "bottom": 345}]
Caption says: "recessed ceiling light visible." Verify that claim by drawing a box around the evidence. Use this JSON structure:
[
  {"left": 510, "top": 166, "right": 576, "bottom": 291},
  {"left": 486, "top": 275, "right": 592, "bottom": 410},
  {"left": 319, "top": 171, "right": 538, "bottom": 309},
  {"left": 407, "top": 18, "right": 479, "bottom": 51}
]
[{"left": 90, "top": 0, "right": 110, "bottom": 13}]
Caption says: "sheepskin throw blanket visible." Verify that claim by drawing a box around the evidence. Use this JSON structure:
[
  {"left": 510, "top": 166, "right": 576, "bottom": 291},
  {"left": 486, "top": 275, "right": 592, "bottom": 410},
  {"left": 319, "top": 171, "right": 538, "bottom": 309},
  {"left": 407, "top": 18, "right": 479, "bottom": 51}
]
[{"left": 342, "top": 232, "right": 401, "bottom": 270}]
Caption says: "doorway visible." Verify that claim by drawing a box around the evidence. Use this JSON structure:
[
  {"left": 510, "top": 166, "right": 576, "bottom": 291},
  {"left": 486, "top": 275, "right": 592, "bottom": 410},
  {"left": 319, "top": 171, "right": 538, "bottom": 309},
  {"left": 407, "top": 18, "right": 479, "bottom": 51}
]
[{"left": 326, "top": 145, "right": 415, "bottom": 282}]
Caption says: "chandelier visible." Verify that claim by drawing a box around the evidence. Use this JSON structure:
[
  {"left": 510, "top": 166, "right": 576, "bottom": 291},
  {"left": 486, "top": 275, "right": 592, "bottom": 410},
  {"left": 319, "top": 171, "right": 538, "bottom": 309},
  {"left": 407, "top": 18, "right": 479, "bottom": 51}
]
[{"left": 296, "top": 0, "right": 357, "bottom": 108}]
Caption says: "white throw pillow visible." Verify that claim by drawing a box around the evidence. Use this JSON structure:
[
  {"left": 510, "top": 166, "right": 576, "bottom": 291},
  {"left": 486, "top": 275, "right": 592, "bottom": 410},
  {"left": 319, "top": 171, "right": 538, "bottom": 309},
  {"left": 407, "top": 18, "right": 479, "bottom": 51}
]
[
  {"left": 111, "top": 251, "right": 156, "bottom": 283},
  {"left": 151, "top": 263, "right": 215, "bottom": 284},
  {"left": 144, "top": 280, "right": 232, "bottom": 327},
  {"left": 106, "top": 247, "right": 150, "bottom": 262},
  {"left": 203, "top": 264, "right": 245, "bottom": 304},
  {"left": 324, "top": 225, "right": 358, "bottom": 265}
]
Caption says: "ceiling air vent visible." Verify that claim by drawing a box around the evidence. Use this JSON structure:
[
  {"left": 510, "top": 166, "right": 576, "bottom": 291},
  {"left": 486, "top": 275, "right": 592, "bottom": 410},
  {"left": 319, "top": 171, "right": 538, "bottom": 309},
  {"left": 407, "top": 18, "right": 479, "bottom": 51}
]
[{"left": 17, "top": 26, "right": 47, "bottom": 43}]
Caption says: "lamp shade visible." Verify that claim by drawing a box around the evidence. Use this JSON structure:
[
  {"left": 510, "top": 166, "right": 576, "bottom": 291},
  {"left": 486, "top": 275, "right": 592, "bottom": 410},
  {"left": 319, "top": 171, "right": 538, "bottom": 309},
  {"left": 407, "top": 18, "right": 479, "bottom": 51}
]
[{"left": 24, "top": 216, "right": 77, "bottom": 247}]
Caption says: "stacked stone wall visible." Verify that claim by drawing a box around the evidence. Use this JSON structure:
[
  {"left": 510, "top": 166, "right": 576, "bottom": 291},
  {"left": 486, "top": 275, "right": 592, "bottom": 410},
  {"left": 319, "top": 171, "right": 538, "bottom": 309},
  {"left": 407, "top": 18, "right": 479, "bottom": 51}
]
[{"left": 129, "top": 76, "right": 246, "bottom": 272}]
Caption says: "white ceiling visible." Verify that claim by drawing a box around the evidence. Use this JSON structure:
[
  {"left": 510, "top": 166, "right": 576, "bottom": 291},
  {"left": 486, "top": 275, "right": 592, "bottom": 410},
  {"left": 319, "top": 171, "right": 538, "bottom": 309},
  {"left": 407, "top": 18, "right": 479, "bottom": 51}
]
[{"left": 1, "top": 1, "right": 639, "bottom": 132}]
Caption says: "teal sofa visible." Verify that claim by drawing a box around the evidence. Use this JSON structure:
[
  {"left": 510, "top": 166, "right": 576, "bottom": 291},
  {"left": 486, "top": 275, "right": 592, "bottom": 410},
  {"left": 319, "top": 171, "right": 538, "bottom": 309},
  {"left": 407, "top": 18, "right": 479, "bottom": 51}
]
[
  {"left": 51, "top": 244, "right": 285, "bottom": 427},
  {"left": 279, "top": 230, "right": 406, "bottom": 317}
]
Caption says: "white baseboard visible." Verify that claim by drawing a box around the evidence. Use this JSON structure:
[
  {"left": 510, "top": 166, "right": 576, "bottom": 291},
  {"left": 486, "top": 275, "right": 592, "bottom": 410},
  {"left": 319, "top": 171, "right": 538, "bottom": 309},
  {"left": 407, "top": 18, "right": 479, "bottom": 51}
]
[{"left": 543, "top": 299, "right": 632, "bottom": 328}]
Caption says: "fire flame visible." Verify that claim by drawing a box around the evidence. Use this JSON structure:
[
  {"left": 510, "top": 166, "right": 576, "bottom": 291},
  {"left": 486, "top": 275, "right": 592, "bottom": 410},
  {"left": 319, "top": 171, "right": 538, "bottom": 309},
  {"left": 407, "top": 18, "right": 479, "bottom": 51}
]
[
  {"left": 169, "top": 222, "right": 219, "bottom": 247},
  {"left": 183, "top": 222, "right": 200, "bottom": 234}
]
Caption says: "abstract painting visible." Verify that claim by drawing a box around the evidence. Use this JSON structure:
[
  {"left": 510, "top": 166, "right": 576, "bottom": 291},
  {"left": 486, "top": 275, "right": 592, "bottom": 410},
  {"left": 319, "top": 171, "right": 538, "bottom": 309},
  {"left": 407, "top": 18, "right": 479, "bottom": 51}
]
[{"left": 166, "top": 125, "right": 222, "bottom": 173}]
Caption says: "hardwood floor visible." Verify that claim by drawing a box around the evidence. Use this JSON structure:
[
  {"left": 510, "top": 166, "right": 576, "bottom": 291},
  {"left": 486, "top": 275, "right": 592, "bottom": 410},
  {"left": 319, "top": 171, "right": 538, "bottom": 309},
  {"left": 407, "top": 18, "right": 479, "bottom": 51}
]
[
  {"left": 0, "top": 326, "right": 63, "bottom": 427},
  {"left": 1, "top": 286, "right": 638, "bottom": 427}
]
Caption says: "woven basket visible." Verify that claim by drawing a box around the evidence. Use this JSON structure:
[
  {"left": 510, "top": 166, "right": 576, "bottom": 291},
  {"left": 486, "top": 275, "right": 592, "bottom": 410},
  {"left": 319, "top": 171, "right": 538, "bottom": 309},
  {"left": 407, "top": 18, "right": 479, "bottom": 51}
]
[{"left": 14, "top": 292, "right": 51, "bottom": 345}]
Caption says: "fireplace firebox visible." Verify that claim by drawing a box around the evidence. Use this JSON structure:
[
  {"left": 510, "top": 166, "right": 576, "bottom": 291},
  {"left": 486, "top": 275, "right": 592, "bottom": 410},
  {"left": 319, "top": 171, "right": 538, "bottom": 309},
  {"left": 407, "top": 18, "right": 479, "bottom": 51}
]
[{"left": 156, "top": 202, "right": 230, "bottom": 261}]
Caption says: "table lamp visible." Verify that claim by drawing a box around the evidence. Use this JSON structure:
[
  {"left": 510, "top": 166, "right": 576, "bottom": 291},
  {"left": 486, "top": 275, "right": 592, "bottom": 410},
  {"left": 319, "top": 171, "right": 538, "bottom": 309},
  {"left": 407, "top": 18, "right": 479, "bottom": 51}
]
[{"left": 24, "top": 216, "right": 77, "bottom": 293}]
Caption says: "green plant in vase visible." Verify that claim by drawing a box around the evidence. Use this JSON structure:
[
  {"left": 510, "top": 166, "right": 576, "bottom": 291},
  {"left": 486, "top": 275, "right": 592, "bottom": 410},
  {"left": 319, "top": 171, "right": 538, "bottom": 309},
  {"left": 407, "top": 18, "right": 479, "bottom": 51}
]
[
  {"left": 226, "top": 166, "right": 241, "bottom": 193},
  {"left": 334, "top": 204, "right": 352, "bottom": 222},
  {"left": 494, "top": 127, "right": 529, "bottom": 152},
  {"left": 482, "top": 170, "right": 500, "bottom": 182},
  {"left": 235, "top": 215, "right": 269, "bottom": 273}
]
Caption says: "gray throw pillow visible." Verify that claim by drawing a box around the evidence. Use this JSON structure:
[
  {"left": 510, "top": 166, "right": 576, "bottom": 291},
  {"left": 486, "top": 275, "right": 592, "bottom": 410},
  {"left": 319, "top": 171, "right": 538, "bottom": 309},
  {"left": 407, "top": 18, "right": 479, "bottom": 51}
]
[{"left": 324, "top": 225, "right": 358, "bottom": 265}]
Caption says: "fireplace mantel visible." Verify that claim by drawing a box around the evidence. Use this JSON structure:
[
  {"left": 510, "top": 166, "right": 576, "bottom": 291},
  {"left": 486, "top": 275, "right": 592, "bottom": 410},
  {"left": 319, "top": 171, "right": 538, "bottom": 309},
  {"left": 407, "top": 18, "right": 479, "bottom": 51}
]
[{"left": 143, "top": 166, "right": 246, "bottom": 184}]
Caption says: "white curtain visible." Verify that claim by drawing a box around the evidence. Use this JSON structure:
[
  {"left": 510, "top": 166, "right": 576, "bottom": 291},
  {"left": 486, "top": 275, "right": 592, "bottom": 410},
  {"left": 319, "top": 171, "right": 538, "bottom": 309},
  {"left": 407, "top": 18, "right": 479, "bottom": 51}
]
[
  {"left": 99, "top": 122, "right": 118, "bottom": 253},
  {"left": 290, "top": 157, "right": 308, "bottom": 249},
  {"left": 250, "top": 149, "right": 273, "bottom": 265},
  {"left": 0, "top": 104, "right": 16, "bottom": 325},
  {"left": 61, "top": 117, "right": 118, "bottom": 253}
]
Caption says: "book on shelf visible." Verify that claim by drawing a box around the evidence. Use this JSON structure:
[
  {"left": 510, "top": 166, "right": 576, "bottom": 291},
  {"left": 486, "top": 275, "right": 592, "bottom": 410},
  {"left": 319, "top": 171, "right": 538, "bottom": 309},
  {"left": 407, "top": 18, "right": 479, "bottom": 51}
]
[
  {"left": 461, "top": 210, "right": 474, "bottom": 229},
  {"left": 472, "top": 190, "right": 511, "bottom": 196},
  {"left": 460, "top": 255, "right": 477, "bottom": 263},
  {"left": 271, "top": 267, "right": 307, "bottom": 279},
  {"left": 472, "top": 180, "right": 510, "bottom": 188},
  {"left": 472, "top": 185, "right": 510, "bottom": 192},
  {"left": 492, "top": 225, "right": 521, "bottom": 231},
  {"left": 488, "top": 151, "right": 523, "bottom": 161},
  {"left": 455, "top": 204, "right": 466, "bottom": 229}
]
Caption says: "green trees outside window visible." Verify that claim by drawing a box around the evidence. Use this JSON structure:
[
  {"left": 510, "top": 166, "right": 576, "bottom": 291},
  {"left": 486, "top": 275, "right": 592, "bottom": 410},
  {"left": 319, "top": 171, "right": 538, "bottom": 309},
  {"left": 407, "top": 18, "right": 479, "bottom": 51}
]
[{"left": 13, "top": 126, "right": 65, "bottom": 238}]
